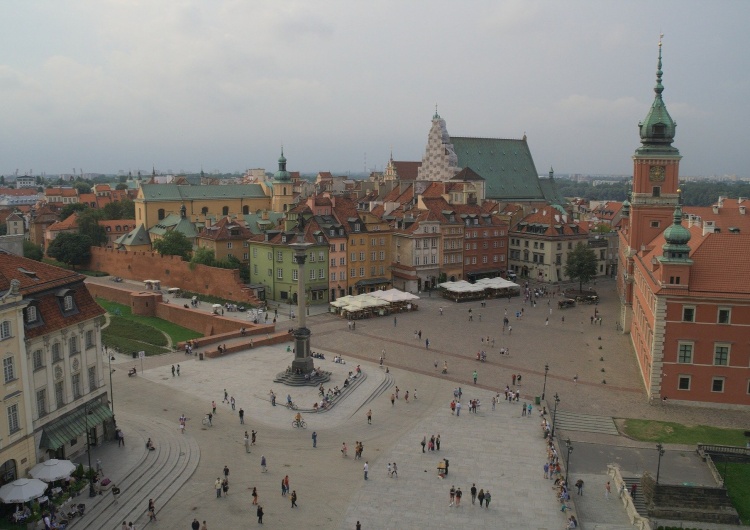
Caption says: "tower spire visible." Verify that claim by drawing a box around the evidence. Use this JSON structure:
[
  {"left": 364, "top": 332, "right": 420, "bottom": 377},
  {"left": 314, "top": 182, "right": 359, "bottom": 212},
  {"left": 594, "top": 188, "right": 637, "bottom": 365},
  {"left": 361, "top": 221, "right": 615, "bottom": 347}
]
[{"left": 637, "top": 34, "right": 677, "bottom": 152}]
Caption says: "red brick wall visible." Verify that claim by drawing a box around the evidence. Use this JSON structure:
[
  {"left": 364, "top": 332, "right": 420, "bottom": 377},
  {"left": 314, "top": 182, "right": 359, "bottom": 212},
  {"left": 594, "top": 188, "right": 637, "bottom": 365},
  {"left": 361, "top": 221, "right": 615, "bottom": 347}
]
[
  {"left": 203, "top": 333, "right": 292, "bottom": 358},
  {"left": 89, "top": 282, "right": 273, "bottom": 337},
  {"left": 89, "top": 247, "right": 253, "bottom": 302}
]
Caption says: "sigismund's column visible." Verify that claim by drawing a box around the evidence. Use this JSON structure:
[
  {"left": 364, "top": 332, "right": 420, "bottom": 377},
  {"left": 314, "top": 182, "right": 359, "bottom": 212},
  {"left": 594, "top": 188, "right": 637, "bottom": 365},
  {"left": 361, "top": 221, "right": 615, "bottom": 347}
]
[{"left": 289, "top": 238, "right": 314, "bottom": 374}]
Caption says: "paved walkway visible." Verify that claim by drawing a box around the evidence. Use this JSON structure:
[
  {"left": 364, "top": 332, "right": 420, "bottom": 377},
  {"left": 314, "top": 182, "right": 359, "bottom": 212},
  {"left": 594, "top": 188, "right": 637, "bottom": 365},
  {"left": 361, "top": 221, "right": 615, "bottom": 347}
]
[{"left": 78, "top": 276, "right": 748, "bottom": 529}]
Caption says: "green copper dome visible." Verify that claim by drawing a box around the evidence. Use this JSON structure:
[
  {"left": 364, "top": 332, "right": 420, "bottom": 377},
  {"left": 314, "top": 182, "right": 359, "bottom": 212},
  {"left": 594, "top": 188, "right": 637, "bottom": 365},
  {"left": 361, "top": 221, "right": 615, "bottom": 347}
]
[
  {"left": 273, "top": 147, "right": 291, "bottom": 182},
  {"left": 637, "top": 40, "right": 678, "bottom": 155},
  {"left": 661, "top": 203, "right": 692, "bottom": 262}
]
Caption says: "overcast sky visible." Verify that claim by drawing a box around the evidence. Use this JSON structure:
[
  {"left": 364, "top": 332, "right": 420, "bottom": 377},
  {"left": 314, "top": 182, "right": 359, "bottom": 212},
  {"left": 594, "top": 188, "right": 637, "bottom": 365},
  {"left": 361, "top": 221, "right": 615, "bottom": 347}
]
[{"left": 2, "top": 1, "right": 748, "bottom": 178}]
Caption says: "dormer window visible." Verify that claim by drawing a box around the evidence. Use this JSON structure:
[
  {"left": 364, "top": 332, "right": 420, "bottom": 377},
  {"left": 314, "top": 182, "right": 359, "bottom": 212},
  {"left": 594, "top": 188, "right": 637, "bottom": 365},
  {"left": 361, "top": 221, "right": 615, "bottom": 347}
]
[
  {"left": 281, "top": 235, "right": 287, "bottom": 243},
  {"left": 355, "top": 223, "right": 361, "bottom": 232},
  {"left": 26, "top": 305, "right": 38, "bottom": 323}
]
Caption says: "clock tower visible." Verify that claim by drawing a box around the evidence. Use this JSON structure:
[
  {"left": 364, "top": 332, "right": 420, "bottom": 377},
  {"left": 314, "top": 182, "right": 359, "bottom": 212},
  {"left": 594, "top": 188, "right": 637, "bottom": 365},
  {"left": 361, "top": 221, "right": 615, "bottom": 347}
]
[
  {"left": 619, "top": 38, "right": 681, "bottom": 331},
  {"left": 628, "top": 38, "right": 681, "bottom": 252}
]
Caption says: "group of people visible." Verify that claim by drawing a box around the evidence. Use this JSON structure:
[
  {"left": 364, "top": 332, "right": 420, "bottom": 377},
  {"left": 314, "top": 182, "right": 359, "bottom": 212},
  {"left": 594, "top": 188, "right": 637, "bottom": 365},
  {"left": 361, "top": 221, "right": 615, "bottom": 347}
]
[
  {"left": 449, "top": 484, "right": 492, "bottom": 508},
  {"left": 420, "top": 434, "right": 441, "bottom": 452}
]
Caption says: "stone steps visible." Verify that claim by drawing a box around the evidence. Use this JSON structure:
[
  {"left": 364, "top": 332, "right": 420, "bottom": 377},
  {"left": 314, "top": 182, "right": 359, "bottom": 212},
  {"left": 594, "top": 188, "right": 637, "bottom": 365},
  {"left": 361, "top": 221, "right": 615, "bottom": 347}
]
[
  {"left": 622, "top": 476, "right": 647, "bottom": 517},
  {"left": 69, "top": 414, "right": 199, "bottom": 529},
  {"left": 552, "top": 410, "right": 619, "bottom": 436}
]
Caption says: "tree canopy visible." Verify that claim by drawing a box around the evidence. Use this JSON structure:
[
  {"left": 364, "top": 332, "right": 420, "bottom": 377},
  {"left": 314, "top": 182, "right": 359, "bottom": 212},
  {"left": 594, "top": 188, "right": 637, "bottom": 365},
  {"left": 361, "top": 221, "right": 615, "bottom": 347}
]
[
  {"left": 47, "top": 233, "right": 93, "bottom": 268},
  {"left": 59, "top": 202, "right": 87, "bottom": 220},
  {"left": 77, "top": 208, "right": 108, "bottom": 247},
  {"left": 190, "top": 246, "right": 215, "bottom": 266},
  {"left": 152, "top": 231, "right": 193, "bottom": 260},
  {"left": 564, "top": 243, "right": 598, "bottom": 292},
  {"left": 103, "top": 199, "right": 135, "bottom": 220},
  {"left": 23, "top": 240, "right": 43, "bottom": 261}
]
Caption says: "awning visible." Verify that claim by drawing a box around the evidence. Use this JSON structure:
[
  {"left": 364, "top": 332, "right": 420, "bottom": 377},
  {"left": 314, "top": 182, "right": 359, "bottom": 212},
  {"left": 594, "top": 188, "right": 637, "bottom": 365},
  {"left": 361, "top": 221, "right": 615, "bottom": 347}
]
[
  {"left": 39, "top": 402, "right": 113, "bottom": 450},
  {"left": 355, "top": 277, "right": 391, "bottom": 287}
]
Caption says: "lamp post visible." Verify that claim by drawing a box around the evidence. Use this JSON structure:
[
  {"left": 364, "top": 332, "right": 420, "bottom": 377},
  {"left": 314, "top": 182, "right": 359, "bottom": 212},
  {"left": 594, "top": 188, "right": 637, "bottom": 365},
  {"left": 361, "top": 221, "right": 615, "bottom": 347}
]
[
  {"left": 542, "top": 363, "right": 549, "bottom": 400},
  {"left": 84, "top": 402, "right": 96, "bottom": 498},
  {"left": 105, "top": 344, "right": 114, "bottom": 414},
  {"left": 565, "top": 438, "right": 574, "bottom": 486},
  {"left": 550, "top": 393, "right": 561, "bottom": 440},
  {"left": 289, "top": 286, "right": 293, "bottom": 318},
  {"left": 656, "top": 442, "right": 666, "bottom": 484}
]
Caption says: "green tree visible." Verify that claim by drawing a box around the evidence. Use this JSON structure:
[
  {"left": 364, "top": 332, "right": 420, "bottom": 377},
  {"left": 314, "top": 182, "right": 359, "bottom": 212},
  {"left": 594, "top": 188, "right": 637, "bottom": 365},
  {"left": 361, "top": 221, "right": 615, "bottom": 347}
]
[
  {"left": 592, "top": 223, "right": 612, "bottom": 234},
  {"left": 115, "top": 182, "right": 128, "bottom": 190},
  {"left": 47, "top": 233, "right": 92, "bottom": 268},
  {"left": 73, "top": 181, "right": 92, "bottom": 195},
  {"left": 103, "top": 199, "right": 135, "bottom": 220},
  {"left": 23, "top": 240, "right": 43, "bottom": 261},
  {"left": 152, "top": 231, "right": 192, "bottom": 260},
  {"left": 191, "top": 246, "right": 215, "bottom": 266},
  {"left": 564, "top": 242, "right": 598, "bottom": 292},
  {"left": 59, "top": 202, "right": 87, "bottom": 220},
  {"left": 77, "top": 208, "right": 108, "bottom": 247}
]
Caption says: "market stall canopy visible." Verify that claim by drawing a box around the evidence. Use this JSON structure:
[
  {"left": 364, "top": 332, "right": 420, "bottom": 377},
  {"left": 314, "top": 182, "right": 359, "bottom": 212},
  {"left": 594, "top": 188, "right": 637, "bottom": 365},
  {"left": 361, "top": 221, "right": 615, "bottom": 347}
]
[
  {"left": 212, "top": 304, "right": 223, "bottom": 309},
  {"left": 439, "top": 280, "right": 486, "bottom": 293},
  {"left": 369, "top": 288, "right": 420, "bottom": 302},
  {"left": 29, "top": 459, "right": 76, "bottom": 483},
  {"left": 475, "top": 277, "right": 519, "bottom": 289},
  {"left": 0, "top": 478, "right": 48, "bottom": 503}
]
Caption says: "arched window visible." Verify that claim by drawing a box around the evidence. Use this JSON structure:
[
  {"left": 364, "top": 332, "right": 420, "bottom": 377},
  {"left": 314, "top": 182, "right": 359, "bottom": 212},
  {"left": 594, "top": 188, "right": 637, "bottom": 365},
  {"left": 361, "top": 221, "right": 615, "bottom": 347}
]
[
  {"left": 0, "top": 459, "right": 18, "bottom": 486},
  {"left": 242, "top": 205, "right": 249, "bottom": 215},
  {"left": 158, "top": 209, "right": 165, "bottom": 220},
  {"left": 283, "top": 187, "right": 287, "bottom": 195},
  {"left": 222, "top": 206, "right": 229, "bottom": 216},
  {"left": 201, "top": 207, "right": 209, "bottom": 215}
]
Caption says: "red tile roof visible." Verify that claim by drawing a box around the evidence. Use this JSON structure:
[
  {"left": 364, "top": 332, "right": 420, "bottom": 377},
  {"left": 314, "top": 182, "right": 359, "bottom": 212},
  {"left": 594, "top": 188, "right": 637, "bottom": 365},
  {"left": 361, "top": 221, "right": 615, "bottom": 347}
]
[
  {"left": 513, "top": 208, "right": 588, "bottom": 236},
  {"left": 47, "top": 213, "right": 79, "bottom": 232},
  {"left": 0, "top": 188, "right": 39, "bottom": 196},
  {"left": 392, "top": 161, "right": 421, "bottom": 181},
  {"left": 198, "top": 217, "right": 254, "bottom": 241}
]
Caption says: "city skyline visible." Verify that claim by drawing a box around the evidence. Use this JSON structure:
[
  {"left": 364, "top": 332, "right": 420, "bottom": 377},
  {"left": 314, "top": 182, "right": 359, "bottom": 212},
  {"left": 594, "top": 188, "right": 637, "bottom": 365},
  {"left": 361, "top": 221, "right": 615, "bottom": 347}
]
[{"left": 1, "top": 1, "right": 749, "bottom": 177}]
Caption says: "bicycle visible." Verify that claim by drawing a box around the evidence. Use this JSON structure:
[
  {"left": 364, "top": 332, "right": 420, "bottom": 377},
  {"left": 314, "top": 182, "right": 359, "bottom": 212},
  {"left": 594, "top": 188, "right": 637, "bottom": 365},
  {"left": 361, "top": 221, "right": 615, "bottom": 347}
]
[
  {"left": 202, "top": 414, "right": 213, "bottom": 427},
  {"left": 285, "top": 401, "right": 298, "bottom": 410},
  {"left": 291, "top": 419, "right": 307, "bottom": 429}
]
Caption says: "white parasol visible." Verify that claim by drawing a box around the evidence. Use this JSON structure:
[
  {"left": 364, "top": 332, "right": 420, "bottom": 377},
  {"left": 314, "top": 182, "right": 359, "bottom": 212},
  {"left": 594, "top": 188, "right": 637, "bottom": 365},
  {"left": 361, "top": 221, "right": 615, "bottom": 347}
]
[
  {"left": 0, "top": 478, "right": 48, "bottom": 503},
  {"left": 29, "top": 459, "right": 76, "bottom": 483}
]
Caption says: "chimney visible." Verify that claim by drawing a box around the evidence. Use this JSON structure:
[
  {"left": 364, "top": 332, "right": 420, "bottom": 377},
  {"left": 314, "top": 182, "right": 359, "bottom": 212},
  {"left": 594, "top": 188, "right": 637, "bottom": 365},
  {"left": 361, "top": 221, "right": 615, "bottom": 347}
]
[
  {"left": 739, "top": 197, "right": 746, "bottom": 204},
  {"left": 740, "top": 206, "right": 746, "bottom": 215},
  {"left": 262, "top": 211, "right": 269, "bottom": 221},
  {"left": 718, "top": 196, "right": 726, "bottom": 207},
  {"left": 712, "top": 205, "right": 719, "bottom": 214}
]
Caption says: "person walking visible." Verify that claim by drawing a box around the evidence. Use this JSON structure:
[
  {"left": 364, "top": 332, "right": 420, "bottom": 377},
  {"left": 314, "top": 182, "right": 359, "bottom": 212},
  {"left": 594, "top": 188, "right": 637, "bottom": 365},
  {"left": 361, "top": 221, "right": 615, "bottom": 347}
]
[
  {"left": 477, "top": 488, "right": 485, "bottom": 507},
  {"left": 222, "top": 478, "right": 229, "bottom": 497},
  {"left": 244, "top": 431, "right": 251, "bottom": 453},
  {"left": 215, "top": 478, "right": 222, "bottom": 498},
  {"left": 484, "top": 490, "right": 491, "bottom": 509},
  {"left": 470, "top": 483, "right": 477, "bottom": 505},
  {"left": 290, "top": 490, "right": 297, "bottom": 508},
  {"left": 191, "top": 519, "right": 200, "bottom": 530},
  {"left": 281, "top": 478, "right": 286, "bottom": 497},
  {"left": 251, "top": 430, "right": 257, "bottom": 445},
  {"left": 455, "top": 401, "right": 461, "bottom": 416},
  {"left": 391, "top": 393, "right": 395, "bottom": 406},
  {"left": 435, "top": 434, "right": 441, "bottom": 450},
  {"left": 212, "top": 401, "right": 217, "bottom": 415},
  {"left": 575, "top": 479, "right": 584, "bottom": 495},
  {"left": 421, "top": 436, "right": 426, "bottom": 453},
  {"left": 455, "top": 487, "right": 462, "bottom": 507},
  {"left": 201, "top": 522, "right": 208, "bottom": 530},
  {"left": 252, "top": 487, "right": 258, "bottom": 505},
  {"left": 261, "top": 456, "right": 267, "bottom": 473},
  {"left": 171, "top": 365, "right": 175, "bottom": 377},
  {"left": 391, "top": 462, "right": 397, "bottom": 478},
  {"left": 366, "top": 409, "right": 372, "bottom": 424},
  {"left": 147, "top": 499, "right": 157, "bottom": 521},
  {"left": 230, "top": 396, "right": 235, "bottom": 410},
  {"left": 312, "top": 431, "right": 317, "bottom": 447},
  {"left": 283, "top": 475, "right": 289, "bottom": 495},
  {"left": 363, "top": 461, "right": 368, "bottom": 480},
  {"left": 256, "top": 505, "right": 263, "bottom": 524},
  {"left": 449, "top": 485, "right": 456, "bottom": 506},
  {"left": 605, "top": 481, "right": 611, "bottom": 499},
  {"left": 239, "top": 408, "right": 245, "bottom": 424},
  {"left": 472, "top": 370, "right": 478, "bottom": 384},
  {"left": 176, "top": 364, "right": 180, "bottom": 376}
]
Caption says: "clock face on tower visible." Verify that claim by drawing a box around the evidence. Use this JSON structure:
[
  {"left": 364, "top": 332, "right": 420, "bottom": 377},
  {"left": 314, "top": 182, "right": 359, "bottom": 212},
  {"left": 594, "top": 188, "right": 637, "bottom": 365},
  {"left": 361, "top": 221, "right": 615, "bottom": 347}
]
[{"left": 649, "top": 165, "right": 666, "bottom": 182}]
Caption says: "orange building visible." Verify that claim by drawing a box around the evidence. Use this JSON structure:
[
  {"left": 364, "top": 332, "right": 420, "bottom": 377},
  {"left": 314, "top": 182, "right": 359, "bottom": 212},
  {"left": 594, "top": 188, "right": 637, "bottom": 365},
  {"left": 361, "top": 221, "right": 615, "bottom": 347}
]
[{"left": 618, "top": 42, "right": 750, "bottom": 409}]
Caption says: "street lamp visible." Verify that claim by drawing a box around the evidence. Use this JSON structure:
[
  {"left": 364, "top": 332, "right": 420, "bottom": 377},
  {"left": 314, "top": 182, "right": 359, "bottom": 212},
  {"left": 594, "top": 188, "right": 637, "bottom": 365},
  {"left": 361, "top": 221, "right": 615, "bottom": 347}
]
[
  {"left": 656, "top": 442, "right": 666, "bottom": 484},
  {"left": 551, "top": 393, "right": 561, "bottom": 440},
  {"left": 105, "top": 344, "right": 114, "bottom": 414},
  {"left": 84, "top": 402, "right": 96, "bottom": 498},
  {"left": 542, "top": 364, "right": 549, "bottom": 400},
  {"left": 289, "top": 286, "right": 293, "bottom": 318},
  {"left": 565, "top": 438, "right": 574, "bottom": 486}
]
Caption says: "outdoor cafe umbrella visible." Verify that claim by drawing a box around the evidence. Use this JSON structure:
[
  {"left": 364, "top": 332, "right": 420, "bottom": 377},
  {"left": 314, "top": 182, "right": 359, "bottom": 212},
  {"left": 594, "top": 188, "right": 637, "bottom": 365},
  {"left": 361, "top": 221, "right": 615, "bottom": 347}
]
[
  {"left": 0, "top": 478, "right": 48, "bottom": 504},
  {"left": 29, "top": 459, "right": 76, "bottom": 483}
]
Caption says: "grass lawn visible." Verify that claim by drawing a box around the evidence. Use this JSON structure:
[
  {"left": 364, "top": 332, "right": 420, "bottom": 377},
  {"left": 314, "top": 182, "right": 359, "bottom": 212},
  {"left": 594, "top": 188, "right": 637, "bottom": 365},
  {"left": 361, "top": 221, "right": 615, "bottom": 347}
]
[
  {"left": 97, "top": 298, "right": 202, "bottom": 344},
  {"left": 719, "top": 462, "right": 750, "bottom": 525},
  {"left": 104, "top": 317, "right": 168, "bottom": 347},
  {"left": 621, "top": 418, "right": 748, "bottom": 446}
]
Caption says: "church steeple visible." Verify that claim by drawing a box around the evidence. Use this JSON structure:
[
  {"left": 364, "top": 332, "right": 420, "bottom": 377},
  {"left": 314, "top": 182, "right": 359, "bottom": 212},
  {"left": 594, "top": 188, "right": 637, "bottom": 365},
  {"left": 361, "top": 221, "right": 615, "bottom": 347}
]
[
  {"left": 637, "top": 36, "right": 678, "bottom": 155},
  {"left": 273, "top": 147, "right": 291, "bottom": 182},
  {"left": 660, "top": 190, "right": 692, "bottom": 262}
]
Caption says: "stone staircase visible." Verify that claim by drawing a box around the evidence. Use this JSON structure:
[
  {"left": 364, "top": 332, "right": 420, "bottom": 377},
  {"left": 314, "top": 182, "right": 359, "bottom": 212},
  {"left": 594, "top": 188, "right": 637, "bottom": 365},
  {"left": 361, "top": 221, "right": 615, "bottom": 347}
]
[
  {"left": 622, "top": 476, "right": 647, "bottom": 517},
  {"left": 69, "top": 413, "right": 200, "bottom": 529},
  {"left": 551, "top": 410, "right": 619, "bottom": 436}
]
